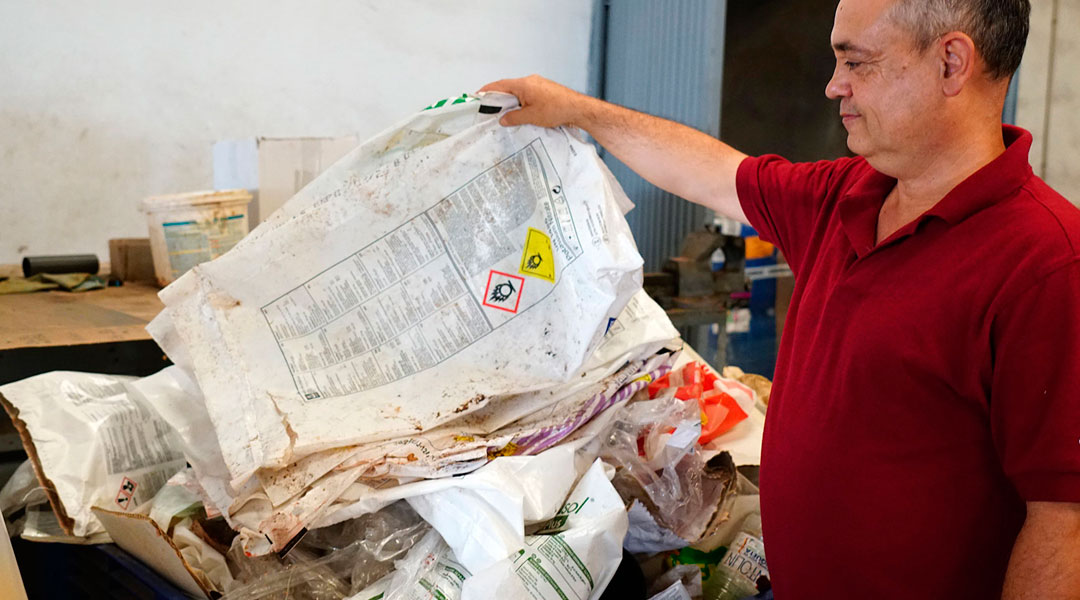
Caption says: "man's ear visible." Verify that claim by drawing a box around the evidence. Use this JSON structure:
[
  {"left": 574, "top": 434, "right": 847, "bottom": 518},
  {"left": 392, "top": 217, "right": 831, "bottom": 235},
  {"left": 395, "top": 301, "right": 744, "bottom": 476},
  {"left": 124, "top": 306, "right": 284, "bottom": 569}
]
[{"left": 939, "top": 31, "right": 976, "bottom": 97}]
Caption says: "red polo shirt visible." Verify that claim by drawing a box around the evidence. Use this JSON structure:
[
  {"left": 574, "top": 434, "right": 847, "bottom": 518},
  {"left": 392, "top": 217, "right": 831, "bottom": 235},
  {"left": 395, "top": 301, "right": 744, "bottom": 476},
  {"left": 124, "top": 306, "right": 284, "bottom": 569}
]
[{"left": 737, "top": 126, "right": 1080, "bottom": 598}]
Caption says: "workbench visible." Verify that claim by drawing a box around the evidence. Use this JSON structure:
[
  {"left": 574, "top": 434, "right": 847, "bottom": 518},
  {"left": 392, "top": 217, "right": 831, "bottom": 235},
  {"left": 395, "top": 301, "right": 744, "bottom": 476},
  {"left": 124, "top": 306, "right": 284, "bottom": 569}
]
[{"left": 0, "top": 283, "right": 170, "bottom": 468}]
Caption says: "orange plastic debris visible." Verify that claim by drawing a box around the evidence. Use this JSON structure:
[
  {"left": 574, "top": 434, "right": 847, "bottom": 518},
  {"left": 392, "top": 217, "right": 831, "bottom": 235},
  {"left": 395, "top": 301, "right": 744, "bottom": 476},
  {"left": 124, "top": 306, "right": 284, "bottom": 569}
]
[
  {"left": 698, "top": 389, "right": 749, "bottom": 444},
  {"left": 648, "top": 373, "right": 671, "bottom": 399}
]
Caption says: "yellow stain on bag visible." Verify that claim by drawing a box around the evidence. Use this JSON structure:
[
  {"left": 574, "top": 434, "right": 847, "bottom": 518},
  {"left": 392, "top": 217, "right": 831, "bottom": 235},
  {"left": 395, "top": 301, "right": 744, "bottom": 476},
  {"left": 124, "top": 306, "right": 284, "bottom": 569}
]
[
  {"left": 519, "top": 227, "right": 556, "bottom": 283},
  {"left": 487, "top": 442, "right": 519, "bottom": 460}
]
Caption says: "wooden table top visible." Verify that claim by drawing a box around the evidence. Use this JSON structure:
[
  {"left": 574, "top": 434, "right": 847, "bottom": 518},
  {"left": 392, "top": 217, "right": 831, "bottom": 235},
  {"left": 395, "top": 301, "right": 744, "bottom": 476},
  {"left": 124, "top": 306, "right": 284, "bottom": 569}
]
[{"left": 0, "top": 282, "right": 164, "bottom": 350}]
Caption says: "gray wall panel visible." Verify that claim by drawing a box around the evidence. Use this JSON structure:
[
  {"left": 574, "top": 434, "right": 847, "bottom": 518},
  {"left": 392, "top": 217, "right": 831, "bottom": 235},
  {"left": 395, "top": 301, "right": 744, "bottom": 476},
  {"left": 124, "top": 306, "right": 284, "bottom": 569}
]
[{"left": 601, "top": 0, "right": 727, "bottom": 270}]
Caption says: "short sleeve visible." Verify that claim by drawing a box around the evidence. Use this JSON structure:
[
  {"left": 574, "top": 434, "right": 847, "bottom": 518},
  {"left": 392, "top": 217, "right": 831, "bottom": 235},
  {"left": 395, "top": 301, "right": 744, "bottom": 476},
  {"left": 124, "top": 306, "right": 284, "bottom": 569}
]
[
  {"left": 736, "top": 155, "right": 860, "bottom": 273},
  {"left": 990, "top": 260, "right": 1080, "bottom": 502}
]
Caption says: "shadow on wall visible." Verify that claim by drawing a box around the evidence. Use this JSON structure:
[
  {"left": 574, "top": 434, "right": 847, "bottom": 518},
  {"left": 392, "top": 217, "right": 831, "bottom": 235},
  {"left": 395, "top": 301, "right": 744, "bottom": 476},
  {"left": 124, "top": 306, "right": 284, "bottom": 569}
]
[{"left": 722, "top": 0, "right": 853, "bottom": 162}]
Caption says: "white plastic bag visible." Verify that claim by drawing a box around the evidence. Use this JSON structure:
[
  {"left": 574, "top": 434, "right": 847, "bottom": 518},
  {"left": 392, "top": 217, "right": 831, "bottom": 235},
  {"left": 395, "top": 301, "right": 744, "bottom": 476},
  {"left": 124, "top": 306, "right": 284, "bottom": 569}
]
[
  {"left": 405, "top": 444, "right": 581, "bottom": 573},
  {"left": 382, "top": 529, "right": 472, "bottom": 600},
  {"left": 125, "top": 366, "right": 236, "bottom": 522},
  {"left": 152, "top": 92, "right": 646, "bottom": 487},
  {"left": 0, "top": 371, "right": 186, "bottom": 537},
  {"left": 460, "top": 459, "right": 629, "bottom": 600}
]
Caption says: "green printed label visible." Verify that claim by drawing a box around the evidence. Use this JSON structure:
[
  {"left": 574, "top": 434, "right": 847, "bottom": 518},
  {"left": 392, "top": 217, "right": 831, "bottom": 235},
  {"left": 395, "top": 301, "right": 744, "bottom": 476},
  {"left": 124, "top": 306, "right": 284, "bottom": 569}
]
[
  {"left": 423, "top": 93, "right": 476, "bottom": 110},
  {"left": 527, "top": 556, "right": 570, "bottom": 600},
  {"left": 549, "top": 535, "right": 593, "bottom": 588},
  {"left": 536, "top": 496, "right": 591, "bottom": 533},
  {"left": 443, "top": 564, "right": 467, "bottom": 583},
  {"left": 536, "top": 514, "right": 568, "bottom": 533},
  {"left": 419, "top": 578, "right": 449, "bottom": 600}
]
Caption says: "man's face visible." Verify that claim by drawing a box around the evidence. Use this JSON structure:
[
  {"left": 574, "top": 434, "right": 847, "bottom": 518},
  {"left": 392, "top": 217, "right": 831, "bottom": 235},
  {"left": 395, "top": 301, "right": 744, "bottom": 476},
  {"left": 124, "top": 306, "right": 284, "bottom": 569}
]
[{"left": 826, "top": 0, "right": 944, "bottom": 169}]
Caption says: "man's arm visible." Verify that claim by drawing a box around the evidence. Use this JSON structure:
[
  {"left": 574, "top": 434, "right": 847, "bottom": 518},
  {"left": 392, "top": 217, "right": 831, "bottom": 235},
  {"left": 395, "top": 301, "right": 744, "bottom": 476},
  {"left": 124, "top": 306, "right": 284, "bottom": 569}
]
[
  {"left": 1002, "top": 501, "right": 1080, "bottom": 599},
  {"left": 479, "top": 75, "right": 750, "bottom": 225}
]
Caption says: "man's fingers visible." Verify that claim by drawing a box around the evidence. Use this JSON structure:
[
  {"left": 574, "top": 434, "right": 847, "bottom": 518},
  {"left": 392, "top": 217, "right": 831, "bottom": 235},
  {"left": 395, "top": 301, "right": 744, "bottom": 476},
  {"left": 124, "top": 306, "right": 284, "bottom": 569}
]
[
  {"left": 478, "top": 78, "right": 520, "bottom": 95},
  {"left": 480, "top": 75, "right": 563, "bottom": 127},
  {"left": 498, "top": 107, "right": 528, "bottom": 127},
  {"left": 476, "top": 81, "right": 504, "bottom": 94}
]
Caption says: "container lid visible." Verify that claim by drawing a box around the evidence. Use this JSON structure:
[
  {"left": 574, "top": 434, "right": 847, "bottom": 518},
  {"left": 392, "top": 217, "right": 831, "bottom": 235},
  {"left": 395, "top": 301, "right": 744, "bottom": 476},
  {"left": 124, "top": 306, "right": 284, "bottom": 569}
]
[{"left": 140, "top": 189, "right": 252, "bottom": 212}]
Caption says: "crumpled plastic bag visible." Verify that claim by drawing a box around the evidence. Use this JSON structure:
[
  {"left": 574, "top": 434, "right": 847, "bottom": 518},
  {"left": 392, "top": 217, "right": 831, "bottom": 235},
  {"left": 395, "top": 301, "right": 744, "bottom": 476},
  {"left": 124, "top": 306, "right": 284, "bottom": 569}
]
[
  {"left": 380, "top": 529, "right": 472, "bottom": 600},
  {"left": 460, "top": 459, "right": 629, "bottom": 600},
  {"left": 351, "top": 458, "right": 630, "bottom": 600},
  {"left": 0, "top": 371, "right": 187, "bottom": 537},
  {"left": 601, "top": 393, "right": 738, "bottom": 546},
  {"left": 0, "top": 460, "right": 111, "bottom": 544},
  {"left": 151, "top": 91, "right": 646, "bottom": 491},
  {"left": 224, "top": 501, "right": 429, "bottom": 600}
]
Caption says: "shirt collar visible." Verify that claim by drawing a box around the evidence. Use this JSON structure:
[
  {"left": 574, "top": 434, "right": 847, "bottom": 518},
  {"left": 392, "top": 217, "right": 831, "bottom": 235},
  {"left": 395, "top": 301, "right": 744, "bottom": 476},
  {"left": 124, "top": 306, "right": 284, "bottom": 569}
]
[
  {"left": 925, "top": 125, "right": 1034, "bottom": 224},
  {"left": 837, "top": 125, "right": 1035, "bottom": 257}
]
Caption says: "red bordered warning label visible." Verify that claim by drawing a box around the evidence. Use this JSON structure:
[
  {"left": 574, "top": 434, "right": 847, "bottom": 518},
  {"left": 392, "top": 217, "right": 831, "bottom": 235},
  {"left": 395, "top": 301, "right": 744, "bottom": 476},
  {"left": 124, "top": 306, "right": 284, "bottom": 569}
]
[
  {"left": 114, "top": 477, "right": 137, "bottom": 511},
  {"left": 483, "top": 271, "right": 525, "bottom": 313}
]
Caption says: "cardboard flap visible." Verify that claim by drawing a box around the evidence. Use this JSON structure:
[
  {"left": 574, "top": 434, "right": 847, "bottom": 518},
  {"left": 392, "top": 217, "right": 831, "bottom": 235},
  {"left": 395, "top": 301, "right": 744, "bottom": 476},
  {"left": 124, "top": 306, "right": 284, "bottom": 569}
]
[
  {"left": 0, "top": 393, "right": 75, "bottom": 536},
  {"left": 91, "top": 507, "right": 212, "bottom": 598}
]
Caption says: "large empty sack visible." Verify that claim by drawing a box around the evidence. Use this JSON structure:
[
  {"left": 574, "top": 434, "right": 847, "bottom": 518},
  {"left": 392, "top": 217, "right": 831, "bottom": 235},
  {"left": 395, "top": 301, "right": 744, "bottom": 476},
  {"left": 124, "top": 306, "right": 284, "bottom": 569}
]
[{"left": 151, "top": 92, "right": 646, "bottom": 488}]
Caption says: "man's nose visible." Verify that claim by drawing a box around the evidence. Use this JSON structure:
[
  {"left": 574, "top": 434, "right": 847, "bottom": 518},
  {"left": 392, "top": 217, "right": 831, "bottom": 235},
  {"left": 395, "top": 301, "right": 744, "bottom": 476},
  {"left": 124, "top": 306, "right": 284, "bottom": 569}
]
[{"left": 825, "top": 65, "right": 850, "bottom": 100}]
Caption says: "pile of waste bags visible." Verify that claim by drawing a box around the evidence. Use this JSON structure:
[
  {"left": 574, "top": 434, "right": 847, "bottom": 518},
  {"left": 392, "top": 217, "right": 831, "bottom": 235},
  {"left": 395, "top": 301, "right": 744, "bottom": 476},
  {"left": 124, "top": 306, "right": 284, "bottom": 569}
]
[{"left": 1, "top": 93, "right": 772, "bottom": 600}]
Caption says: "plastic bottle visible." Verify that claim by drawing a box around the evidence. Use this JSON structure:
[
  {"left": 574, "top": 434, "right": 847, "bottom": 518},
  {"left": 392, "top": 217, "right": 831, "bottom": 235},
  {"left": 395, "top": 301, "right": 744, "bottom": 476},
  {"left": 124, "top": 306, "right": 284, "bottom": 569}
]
[
  {"left": 707, "top": 533, "right": 766, "bottom": 599},
  {"left": 703, "top": 514, "right": 768, "bottom": 600}
]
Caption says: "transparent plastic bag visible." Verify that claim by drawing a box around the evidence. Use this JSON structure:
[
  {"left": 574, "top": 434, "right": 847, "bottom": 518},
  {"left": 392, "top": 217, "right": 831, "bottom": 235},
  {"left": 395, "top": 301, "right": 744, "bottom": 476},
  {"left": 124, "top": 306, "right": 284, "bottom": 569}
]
[
  {"left": 602, "top": 393, "right": 702, "bottom": 522},
  {"left": 225, "top": 544, "right": 351, "bottom": 600},
  {"left": 383, "top": 529, "right": 470, "bottom": 600},
  {"left": 224, "top": 501, "right": 429, "bottom": 600},
  {"left": 600, "top": 393, "right": 737, "bottom": 544}
]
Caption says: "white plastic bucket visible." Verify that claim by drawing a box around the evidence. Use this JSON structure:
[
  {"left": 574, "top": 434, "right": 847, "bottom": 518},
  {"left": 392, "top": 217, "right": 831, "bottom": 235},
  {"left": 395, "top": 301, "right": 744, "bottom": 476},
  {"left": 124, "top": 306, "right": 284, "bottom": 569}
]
[{"left": 140, "top": 189, "right": 252, "bottom": 287}]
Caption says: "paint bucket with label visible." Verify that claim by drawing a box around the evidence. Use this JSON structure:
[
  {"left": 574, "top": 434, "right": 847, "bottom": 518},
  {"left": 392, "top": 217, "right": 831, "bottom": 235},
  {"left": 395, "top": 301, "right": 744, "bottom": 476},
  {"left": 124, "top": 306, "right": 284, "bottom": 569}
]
[{"left": 140, "top": 189, "right": 252, "bottom": 287}]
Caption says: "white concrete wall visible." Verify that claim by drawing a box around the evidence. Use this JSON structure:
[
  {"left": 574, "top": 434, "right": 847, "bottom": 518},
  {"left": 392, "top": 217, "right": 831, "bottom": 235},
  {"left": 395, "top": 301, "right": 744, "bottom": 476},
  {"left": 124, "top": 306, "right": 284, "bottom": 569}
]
[
  {"left": 1016, "top": 0, "right": 1080, "bottom": 206},
  {"left": 0, "top": 0, "right": 594, "bottom": 263}
]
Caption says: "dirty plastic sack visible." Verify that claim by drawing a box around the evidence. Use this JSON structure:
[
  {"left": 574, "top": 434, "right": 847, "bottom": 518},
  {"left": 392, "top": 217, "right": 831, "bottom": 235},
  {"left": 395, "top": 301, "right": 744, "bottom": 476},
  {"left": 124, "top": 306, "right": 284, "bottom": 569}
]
[
  {"left": 303, "top": 500, "right": 431, "bottom": 593},
  {"left": 603, "top": 394, "right": 702, "bottom": 529},
  {"left": 0, "top": 372, "right": 187, "bottom": 537},
  {"left": 221, "top": 320, "right": 676, "bottom": 556},
  {"left": 152, "top": 91, "right": 645, "bottom": 486},
  {"left": 460, "top": 459, "right": 629, "bottom": 600}
]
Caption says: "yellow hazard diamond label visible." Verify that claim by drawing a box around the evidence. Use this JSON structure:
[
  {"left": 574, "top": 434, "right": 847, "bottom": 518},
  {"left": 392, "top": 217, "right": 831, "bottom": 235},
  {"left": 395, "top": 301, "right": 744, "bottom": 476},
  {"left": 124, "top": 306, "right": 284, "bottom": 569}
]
[{"left": 519, "top": 227, "right": 556, "bottom": 283}]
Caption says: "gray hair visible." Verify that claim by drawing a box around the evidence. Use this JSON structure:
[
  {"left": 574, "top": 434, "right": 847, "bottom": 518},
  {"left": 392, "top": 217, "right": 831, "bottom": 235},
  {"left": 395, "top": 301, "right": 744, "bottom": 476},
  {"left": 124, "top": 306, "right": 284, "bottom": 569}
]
[{"left": 888, "top": 0, "right": 1031, "bottom": 79}]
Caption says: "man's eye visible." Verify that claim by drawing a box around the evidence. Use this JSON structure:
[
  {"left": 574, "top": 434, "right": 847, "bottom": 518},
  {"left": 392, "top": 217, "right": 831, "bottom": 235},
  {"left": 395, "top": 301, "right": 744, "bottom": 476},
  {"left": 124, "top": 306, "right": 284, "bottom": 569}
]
[{"left": 845, "top": 61, "right": 862, "bottom": 70}]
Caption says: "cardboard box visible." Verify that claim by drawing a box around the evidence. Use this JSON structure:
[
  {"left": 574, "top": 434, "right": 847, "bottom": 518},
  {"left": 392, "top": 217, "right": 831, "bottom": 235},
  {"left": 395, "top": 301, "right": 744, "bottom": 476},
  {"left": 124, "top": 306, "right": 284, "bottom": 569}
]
[
  {"left": 213, "top": 136, "right": 360, "bottom": 225},
  {"left": 108, "top": 238, "right": 155, "bottom": 282}
]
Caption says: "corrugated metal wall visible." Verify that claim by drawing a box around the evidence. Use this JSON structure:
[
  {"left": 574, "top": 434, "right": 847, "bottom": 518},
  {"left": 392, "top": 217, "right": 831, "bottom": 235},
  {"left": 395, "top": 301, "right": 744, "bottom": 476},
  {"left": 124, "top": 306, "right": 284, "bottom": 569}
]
[{"left": 600, "top": 0, "right": 727, "bottom": 271}]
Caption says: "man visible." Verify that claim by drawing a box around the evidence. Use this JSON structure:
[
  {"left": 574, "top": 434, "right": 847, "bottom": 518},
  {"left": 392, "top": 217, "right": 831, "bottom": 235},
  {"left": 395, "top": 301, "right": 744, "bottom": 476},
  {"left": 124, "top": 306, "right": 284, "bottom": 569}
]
[{"left": 482, "top": 0, "right": 1080, "bottom": 597}]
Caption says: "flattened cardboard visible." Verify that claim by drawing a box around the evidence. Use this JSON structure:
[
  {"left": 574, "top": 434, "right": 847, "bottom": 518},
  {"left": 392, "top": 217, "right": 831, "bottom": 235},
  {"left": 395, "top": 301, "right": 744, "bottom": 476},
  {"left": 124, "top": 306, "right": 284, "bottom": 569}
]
[{"left": 92, "top": 507, "right": 212, "bottom": 599}]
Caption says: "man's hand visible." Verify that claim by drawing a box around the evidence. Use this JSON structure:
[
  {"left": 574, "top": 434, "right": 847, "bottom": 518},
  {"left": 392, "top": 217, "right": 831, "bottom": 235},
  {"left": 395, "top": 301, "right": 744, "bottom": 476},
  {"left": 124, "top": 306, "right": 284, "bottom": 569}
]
[
  {"left": 478, "top": 75, "right": 750, "bottom": 224},
  {"left": 479, "top": 75, "right": 596, "bottom": 129},
  {"left": 1003, "top": 501, "right": 1080, "bottom": 599}
]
